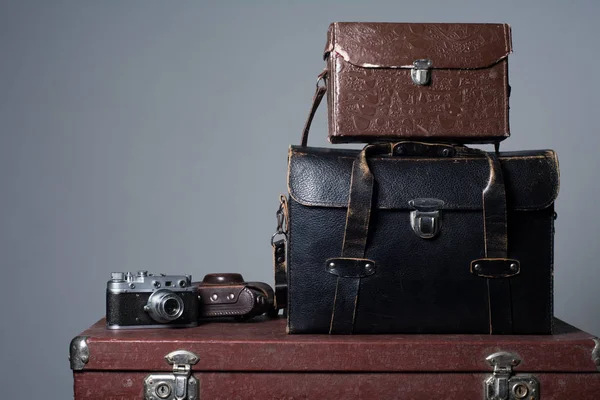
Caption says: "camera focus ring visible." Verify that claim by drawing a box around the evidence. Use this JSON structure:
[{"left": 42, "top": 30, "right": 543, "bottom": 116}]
[{"left": 145, "top": 289, "right": 185, "bottom": 323}]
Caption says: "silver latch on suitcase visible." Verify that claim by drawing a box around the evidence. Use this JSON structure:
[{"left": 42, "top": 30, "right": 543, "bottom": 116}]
[
  {"left": 485, "top": 352, "right": 539, "bottom": 400},
  {"left": 144, "top": 350, "right": 199, "bottom": 400}
]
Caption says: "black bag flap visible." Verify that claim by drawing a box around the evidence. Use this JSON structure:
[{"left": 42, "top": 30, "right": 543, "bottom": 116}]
[
  {"left": 324, "top": 22, "right": 512, "bottom": 69},
  {"left": 287, "top": 146, "right": 559, "bottom": 211}
]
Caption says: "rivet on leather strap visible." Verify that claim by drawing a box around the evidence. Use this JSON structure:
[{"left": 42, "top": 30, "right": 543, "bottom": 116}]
[
  {"left": 326, "top": 258, "right": 376, "bottom": 278},
  {"left": 471, "top": 258, "right": 520, "bottom": 278}
]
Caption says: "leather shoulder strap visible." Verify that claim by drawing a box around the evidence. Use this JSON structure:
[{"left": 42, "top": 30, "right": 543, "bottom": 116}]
[{"left": 300, "top": 71, "right": 327, "bottom": 147}]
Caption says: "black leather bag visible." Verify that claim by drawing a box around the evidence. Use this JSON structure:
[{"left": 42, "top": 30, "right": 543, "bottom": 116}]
[{"left": 284, "top": 140, "right": 559, "bottom": 335}]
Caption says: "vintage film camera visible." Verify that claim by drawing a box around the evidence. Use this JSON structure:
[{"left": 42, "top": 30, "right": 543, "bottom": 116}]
[
  {"left": 195, "top": 273, "right": 276, "bottom": 320},
  {"left": 106, "top": 271, "right": 199, "bottom": 329}
]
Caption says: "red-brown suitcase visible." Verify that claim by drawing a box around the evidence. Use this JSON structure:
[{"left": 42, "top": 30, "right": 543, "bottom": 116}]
[{"left": 70, "top": 317, "right": 600, "bottom": 399}]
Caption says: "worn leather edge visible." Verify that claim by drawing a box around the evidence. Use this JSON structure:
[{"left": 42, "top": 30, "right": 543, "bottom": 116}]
[
  {"left": 324, "top": 22, "right": 334, "bottom": 59},
  {"left": 552, "top": 150, "right": 561, "bottom": 208},
  {"left": 286, "top": 147, "right": 560, "bottom": 211},
  {"left": 328, "top": 134, "right": 509, "bottom": 144},
  {"left": 325, "top": 22, "right": 512, "bottom": 69},
  {"left": 328, "top": 52, "right": 338, "bottom": 142},
  {"left": 505, "top": 23, "right": 513, "bottom": 54},
  {"left": 502, "top": 52, "right": 510, "bottom": 137}
]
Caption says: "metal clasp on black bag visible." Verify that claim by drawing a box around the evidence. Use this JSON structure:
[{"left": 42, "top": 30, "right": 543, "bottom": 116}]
[
  {"left": 271, "top": 195, "right": 288, "bottom": 246},
  {"left": 409, "top": 198, "right": 444, "bottom": 239},
  {"left": 271, "top": 195, "right": 288, "bottom": 312}
]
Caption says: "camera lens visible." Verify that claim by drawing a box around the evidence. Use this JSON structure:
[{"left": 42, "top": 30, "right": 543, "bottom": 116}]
[
  {"left": 163, "top": 298, "right": 180, "bottom": 317},
  {"left": 145, "top": 289, "right": 185, "bottom": 323}
]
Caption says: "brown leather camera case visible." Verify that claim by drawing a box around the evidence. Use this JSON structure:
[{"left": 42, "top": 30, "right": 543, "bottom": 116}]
[{"left": 324, "top": 22, "right": 512, "bottom": 143}]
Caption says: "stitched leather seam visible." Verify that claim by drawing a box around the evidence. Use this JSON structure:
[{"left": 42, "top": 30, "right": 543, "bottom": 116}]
[
  {"left": 502, "top": 58, "right": 509, "bottom": 136},
  {"left": 331, "top": 53, "right": 339, "bottom": 139},
  {"left": 331, "top": 23, "right": 337, "bottom": 139}
]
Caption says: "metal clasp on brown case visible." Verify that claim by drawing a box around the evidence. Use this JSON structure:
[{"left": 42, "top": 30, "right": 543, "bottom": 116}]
[
  {"left": 485, "top": 351, "right": 539, "bottom": 400},
  {"left": 144, "top": 350, "right": 199, "bottom": 400},
  {"left": 411, "top": 59, "right": 432, "bottom": 86}
]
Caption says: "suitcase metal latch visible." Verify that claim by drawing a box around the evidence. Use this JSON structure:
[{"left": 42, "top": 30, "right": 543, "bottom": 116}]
[
  {"left": 485, "top": 352, "right": 539, "bottom": 400},
  {"left": 411, "top": 59, "right": 433, "bottom": 86},
  {"left": 409, "top": 198, "right": 444, "bottom": 239},
  {"left": 144, "top": 350, "right": 200, "bottom": 400}
]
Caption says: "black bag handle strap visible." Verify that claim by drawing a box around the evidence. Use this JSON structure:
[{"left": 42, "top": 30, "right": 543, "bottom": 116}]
[
  {"left": 328, "top": 144, "right": 377, "bottom": 334},
  {"left": 300, "top": 70, "right": 327, "bottom": 147},
  {"left": 329, "top": 142, "right": 513, "bottom": 334},
  {"left": 476, "top": 148, "right": 513, "bottom": 334}
]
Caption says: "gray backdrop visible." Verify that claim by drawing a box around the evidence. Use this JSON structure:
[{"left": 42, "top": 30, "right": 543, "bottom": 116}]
[{"left": 1, "top": 1, "right": 599, "bottom": 398}]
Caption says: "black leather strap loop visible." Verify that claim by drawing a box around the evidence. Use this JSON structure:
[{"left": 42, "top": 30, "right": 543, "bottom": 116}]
[
  {"left": 393, "top": 142, "right": 457, "bottom": 157},
  {"left": 326, "top": 258, "right": 376, "bottom": 278},
  {"left": 471, "top": 258, "right": 520, "bottom": 278},
  {"left": 330, "top": 278, "right": 361, "bottom": 334}
]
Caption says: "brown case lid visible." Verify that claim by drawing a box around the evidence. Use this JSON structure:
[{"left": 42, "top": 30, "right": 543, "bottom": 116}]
[{"left": 325, "top": 22, "right": 512, "bottom": 69}]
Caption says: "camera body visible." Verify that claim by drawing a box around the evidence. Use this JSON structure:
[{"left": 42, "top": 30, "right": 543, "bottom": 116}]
[
  {"left": 196, "top": 273, "right": 276, "bottom": 320},
  {"left": 106, "top": 271, "right": 199, "bottom": 329}
]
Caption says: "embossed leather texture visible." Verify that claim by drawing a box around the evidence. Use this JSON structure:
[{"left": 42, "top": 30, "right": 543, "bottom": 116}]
[
  {"left": 286, "top": 145, "right": 558, "bottom": 334},
  {"left": 324, "top": 22, "right": 512, "bottom": 143}
]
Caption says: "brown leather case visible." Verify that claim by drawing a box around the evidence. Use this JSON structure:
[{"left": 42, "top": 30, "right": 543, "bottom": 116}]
[{"left": 324, "top": 22, "right": 513, "bottom": 143}]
